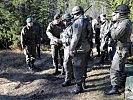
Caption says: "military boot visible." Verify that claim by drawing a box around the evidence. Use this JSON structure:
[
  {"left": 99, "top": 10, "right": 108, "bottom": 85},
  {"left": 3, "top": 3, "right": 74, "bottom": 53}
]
[
  {"left": 27, "top": 60, "right": 33, "bottom": 71},
  {"left": 62, "top": 81, "right": 72, "bottom": 87},
  {"left": 31, "top": 63, "right": 42, "bottom": 72},
  {"left": 104, "top": 85, "right": 119, "bottom": 95},
  {"left": 71, "top": 84, "right": 83, "bottom": 94},
  {"left": 28, "top": 63, "right": 33, "bottom": 71},
  {"left": 53, "top": 66, "right": 60, "bottom": 75},
  {"left": 31, "top": 63, "right": 36, "bottom": 71}
]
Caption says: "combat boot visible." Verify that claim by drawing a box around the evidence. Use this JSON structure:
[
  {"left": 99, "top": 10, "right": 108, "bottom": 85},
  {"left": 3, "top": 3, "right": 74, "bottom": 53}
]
[
  {"left": 62, "top": 81, "right": 72, "bottom": 87},
  {"left": 53, "top": 66, "right": 60, "bottom": 75},
  {"left": 31, "top": 63, "right": 42, "bottom": 72},
  {"left": 71, "top": 84, "right": 83, "bottom": 94},
  {"left": 104, "top": 85, "right": 119, "bottom": 95},
  {"left": 28, "top": 63, "right": 33, "bottom": 71}
]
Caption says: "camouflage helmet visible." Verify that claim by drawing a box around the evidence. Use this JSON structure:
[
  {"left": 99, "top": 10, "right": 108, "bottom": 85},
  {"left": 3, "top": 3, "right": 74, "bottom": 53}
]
[
  {"left": 62, "top": 13, "right": 72, "bottom": 21},
  {"left": 115, "top": 4, "right": 130, "bottom": 14},
  {"left": 72, "top": 6, "right": 84, "bottom": 15}
]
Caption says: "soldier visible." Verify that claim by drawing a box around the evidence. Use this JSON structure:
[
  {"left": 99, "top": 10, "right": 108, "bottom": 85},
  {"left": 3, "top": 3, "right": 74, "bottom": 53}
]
[
  {"left": 99, "top": 14, "right": 111, "bottom": 64},
  {"left": 86, "top": 15, "right": 94, "bottom": 61},
  {"left": 69, "top": 6, "right": 92, "bottom": 94},
  {"left": 32, "top": 14, "right": 42, "bottom": 59},
  {"left": 60, "top": 13, "right": 73, "bottom": 87},
  {"left": 21, "top": 17, "right": 39, "bottom": 71},
  {"left": 108, "top": 12, "right": 117, "bottom": 60},
  {"left": 94, "top": 16, "right": 101, "bottom": 57},
  {"left": 46, "top": 13, "right": 65, "bottom": 75},
  {"left": 104, "top": 4, "right": 132, "bottom": 95}
]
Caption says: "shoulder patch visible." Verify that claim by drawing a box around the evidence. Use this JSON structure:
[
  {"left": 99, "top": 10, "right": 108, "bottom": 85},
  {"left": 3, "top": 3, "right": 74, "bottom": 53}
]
[
  {"left": 74, "top": 24, "right": 79, "bottom": 29},
  {"left": 116, "top": 25, "right": 121, "bottom": 30}
]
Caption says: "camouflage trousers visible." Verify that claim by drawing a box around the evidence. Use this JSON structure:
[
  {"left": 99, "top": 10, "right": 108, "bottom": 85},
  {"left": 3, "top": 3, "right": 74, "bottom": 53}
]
[
  {"left": 110, "top": 49, "right": 128, "bottom": 86},
  {"left": 73, "top": 52, "right": 89, "bottom": 85},
  {"left": 63, "top": 46, "right": 73, "bottom": 82}
]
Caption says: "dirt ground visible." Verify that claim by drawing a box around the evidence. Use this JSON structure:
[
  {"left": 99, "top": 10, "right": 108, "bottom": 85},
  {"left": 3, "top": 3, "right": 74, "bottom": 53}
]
[{"left": 0, "top": 48, "right": 124, "bottom": 100}]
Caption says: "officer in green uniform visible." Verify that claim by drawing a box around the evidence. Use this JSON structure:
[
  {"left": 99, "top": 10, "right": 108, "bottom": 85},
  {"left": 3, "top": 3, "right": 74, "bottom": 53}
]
[
  {"left": 21, "top": 17, "right": 39, "bottom": 71},
  {"left": 46, "top": 14, "right": 65, "bottom": 75},
  {"left": 32, "top": 14, "right": 42, "bottom": 59},
  {"left": 60, "top": 13, "right": 74, "bottom": 87},
  {"left": 104, "top": 4, "right": 132, "bottom": 95},
  {"left": 69, "top": 6, "right": 92, "bottom": 94}
]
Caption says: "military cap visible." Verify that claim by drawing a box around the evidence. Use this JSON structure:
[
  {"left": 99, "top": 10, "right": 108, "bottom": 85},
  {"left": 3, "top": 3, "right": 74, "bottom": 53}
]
[
  {"left": 115, "top": 4, "right": 130, "bottom": 14},
  {"left": 26, "top": 17, "right": 32, "bottom": 23},
  {"left": 54, "top": 13, "right": 61, "bottom": 19}
]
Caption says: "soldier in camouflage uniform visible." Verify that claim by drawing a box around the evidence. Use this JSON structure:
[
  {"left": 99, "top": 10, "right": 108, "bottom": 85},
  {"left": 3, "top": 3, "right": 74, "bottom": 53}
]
[
  {"left": 69, "top": 6, "right": 92, "bottom": 94},
  {"left": 104, "top": 4, "right": 132, "bottom": 95},
  {"left": 60, "top": 13, "right": 74, "bottom": 87},
  {"left": 21, "top": 17, "right": 39, "bottom": 71},
  {"left": 99, "top": 14, "right": 111, "bottom": 64},
  {"left": 94, "top": 16, "right": 101, "bottom": 57},
  {"left": 46, "top": 14, "right": 65, "bottom": 75}
]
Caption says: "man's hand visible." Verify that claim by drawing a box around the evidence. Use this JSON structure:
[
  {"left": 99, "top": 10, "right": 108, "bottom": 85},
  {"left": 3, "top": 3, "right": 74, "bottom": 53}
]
[
  {"left": 69, "top": 51, "right": 75, "bottom": 56},
  {"left": 53, "top": 38, "right": 62, "bottom": 44}
]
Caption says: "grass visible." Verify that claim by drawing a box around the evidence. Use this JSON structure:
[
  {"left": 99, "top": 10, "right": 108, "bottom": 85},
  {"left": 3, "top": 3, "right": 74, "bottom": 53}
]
[{"left": 0, "top": 49, "right": 124, "bottom": 100}]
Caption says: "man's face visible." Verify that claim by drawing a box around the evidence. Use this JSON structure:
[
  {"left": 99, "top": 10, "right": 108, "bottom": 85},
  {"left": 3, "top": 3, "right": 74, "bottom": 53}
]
[
  {"left": 73, "top": 14, "right": 79, "bottom": 19},
  {"left": 112, "top": 12, "right": 117, "bottom": 21},
  {"left": 54, "top": 18, "right": 61, "bottom": 24},
  {"left": 33, "top": 18, "right": 36, "bottom": 22},
  {"left": 100, "top": 17, "right": 106, "bottom": 23},
  {"left": 27, "top": 22, "right": 33, "bottom": 27},
  {"left": 63, "top": 20, "right": 68, "bottom": 26},
  {"left": 115, "top": 12, "right": 120, "bottom": 20}
]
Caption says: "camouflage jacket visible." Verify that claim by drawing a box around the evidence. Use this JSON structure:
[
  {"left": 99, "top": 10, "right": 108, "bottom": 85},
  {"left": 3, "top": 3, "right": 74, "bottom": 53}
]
[
  {"left": 70, "top": 15, "right": 92, "bottom": 53},
  {"left": 111, "top": 16, "right": 132, "bottom": 50}
]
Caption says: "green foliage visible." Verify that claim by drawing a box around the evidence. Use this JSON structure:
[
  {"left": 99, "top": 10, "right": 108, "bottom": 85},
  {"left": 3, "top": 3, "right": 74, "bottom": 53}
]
[
  {"left": 75, "top": 0, "right": 89, "bottom": 9},
  {"left": 56, "top": 0, "right": 66, "bottom": 14},
  {"left": 0, "top": 0, "right": 53, "bottom": 49},
  {"left": 0, "top": 0, "right": 132, "bottom": 49}
]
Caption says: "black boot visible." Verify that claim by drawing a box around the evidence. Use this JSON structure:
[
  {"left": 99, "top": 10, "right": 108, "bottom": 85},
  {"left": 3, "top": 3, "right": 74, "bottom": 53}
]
[
  {"left": 28, "top": 63, "right": 33, "bottom": 71},
  {"left": 53, "top": 66, "right": 60, "bottom": 75},
  {"left": 71, "top": 84, "right": 83, "bottom": 94},
  {"left": 62, "top": 81, "right": 72, "bottom": 87},
  {"left": 31, "top": 63, "right": 42, "bottom": 72},
  {"left": 31, "top": 63, "right": 37, "bottom": 71},
  {"left": 104, "top": 85, "right": 119, "bottom": 95}
]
